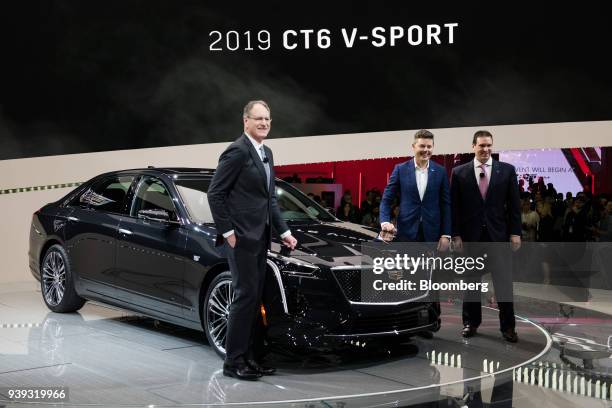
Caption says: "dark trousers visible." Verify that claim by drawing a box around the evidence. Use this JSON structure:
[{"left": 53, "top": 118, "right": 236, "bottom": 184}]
[
  {"left": 224, "top": 235, "right": 267, "bottom": 363},
  {"left": 399, "top": 222, "right": 441, "bottom": 319},
  {"left": 462, "top": 227, "right": 515, "bottom": 332}
]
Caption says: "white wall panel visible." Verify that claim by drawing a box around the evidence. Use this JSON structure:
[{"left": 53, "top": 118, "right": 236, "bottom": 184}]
[{"left": 1, "top": 120, "right": 610, "bottom": 283}]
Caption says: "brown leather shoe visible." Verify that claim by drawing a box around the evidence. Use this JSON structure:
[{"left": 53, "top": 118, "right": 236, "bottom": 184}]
[
  {"left": 461, "top": 325, "right": 477, "bottom": 338},
  {"left": 502, "top": 329, "right": 518, "bottom": 343}
]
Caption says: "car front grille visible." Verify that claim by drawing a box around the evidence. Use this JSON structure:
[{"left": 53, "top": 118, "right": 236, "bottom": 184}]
[
  {"left": 331, "top": 267, "right": 430, "bottom": 304},
  {"left": 351, "top": 309, "right": 423, "bottom": 334}
]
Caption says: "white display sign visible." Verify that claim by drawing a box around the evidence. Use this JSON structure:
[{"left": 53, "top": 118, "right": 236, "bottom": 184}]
[{"left": 500, "top": 149, "right": 583, "bottom": 195}]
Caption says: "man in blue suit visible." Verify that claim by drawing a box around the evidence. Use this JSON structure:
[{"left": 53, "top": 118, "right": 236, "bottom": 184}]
[
  {"left": 450, "top": 130, "right": 521, "bottom": 343},
  {"left": 380, "top": 129, "right": 451, "bottom": 248},
  {"left": 379, "top": 130, "right": 451, "bottom": 337}
]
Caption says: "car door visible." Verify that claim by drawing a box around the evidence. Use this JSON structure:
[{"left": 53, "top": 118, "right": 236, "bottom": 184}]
[
  {"left": 64, "top": 175, "right": 135, "bottom": 297},
  {"left": 114, "top": 175, "right": 187, "bottom": 317}
]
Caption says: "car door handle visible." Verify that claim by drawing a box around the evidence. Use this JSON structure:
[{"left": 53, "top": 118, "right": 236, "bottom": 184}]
[{"left": 118, "top": 228, "right": 133, "bottom": 235}]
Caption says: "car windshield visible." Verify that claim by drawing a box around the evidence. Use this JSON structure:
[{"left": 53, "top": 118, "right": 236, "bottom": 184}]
[{"left": 174, "top": 178, "right": 336, "bottom": 224}]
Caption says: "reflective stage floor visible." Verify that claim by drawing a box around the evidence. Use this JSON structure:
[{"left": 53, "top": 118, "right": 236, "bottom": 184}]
[{"left": 0, "top": 282, "right": 611, "bottom": 407}]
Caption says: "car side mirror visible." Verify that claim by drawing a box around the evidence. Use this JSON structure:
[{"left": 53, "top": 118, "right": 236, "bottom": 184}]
[{"left": 138, "top": 209, "right": 178, "bottom": 224}]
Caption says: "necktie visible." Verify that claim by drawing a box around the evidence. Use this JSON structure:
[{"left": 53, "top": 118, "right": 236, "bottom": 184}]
[
  {"left": 260, "top": 146, "right": 270, "bottom": 190},
  {"left": 479, "top": 164, "right": 488, "bottom": 199}
]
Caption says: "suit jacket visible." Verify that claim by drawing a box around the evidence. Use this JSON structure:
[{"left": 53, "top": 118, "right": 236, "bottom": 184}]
[
  {"left": 450, "top": 160, "right": 521, "bottom": 242},
  {"left": 207, "top": 134, "right": 288, "bottom": 252},
  {"left": 380, "top": 160, "right": 451, "bottom": 242}
]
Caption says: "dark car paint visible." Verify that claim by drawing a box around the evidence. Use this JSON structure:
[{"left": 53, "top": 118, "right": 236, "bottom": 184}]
[
  {"left": 29, "top": 168, "right": 440, "bottom": 350},
  {"left": 115, "top": 215, "right": 188, "bottom": 316}
]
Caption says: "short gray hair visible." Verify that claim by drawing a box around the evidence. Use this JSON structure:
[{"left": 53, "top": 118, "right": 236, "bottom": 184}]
[{"left": 243, "top": 100, "right": 270, "bottom": 118}]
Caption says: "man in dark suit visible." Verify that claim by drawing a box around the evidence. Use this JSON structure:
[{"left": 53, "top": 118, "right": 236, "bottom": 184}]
[
  {"left": 379, "top": 129, "right": 451, "bottom": 337},
  {"left": 208, "top": 100, "right": 297, "bottom": 380},
  {"left": 450, "top": 130, "right": 521, "bottom": 342}
]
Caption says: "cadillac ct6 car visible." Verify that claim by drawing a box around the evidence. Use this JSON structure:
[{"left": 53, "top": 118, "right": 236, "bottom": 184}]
[{"left": 29, "top": 167, "right": 440, "bottom": 357}]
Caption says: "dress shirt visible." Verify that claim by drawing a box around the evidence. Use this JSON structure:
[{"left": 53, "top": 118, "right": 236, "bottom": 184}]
[
  {"left": 415, "top": 160, "right": 429, "bottom": 201},
  {"left": 473, "top": 157, "right": 493, "bottom": 185},
  {"left": 245, "top": 132, "right": 264, "bottom": 159}
]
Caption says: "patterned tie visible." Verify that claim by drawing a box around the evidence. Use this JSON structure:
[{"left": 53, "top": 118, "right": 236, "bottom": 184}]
[
  {"left": 479, "top": 164, "right": 488, "bottom": 199},
  {"left": 260, "top": 146, "right": 270, "bottom": 190}
]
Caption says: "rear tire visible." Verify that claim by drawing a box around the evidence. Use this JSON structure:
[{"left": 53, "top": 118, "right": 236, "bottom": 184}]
[
  {"left": 40, "top": 244, "right": 85, "bottom": 313},
  {"left": 202, "top": 271, "right": 234, "bottom": 359}
]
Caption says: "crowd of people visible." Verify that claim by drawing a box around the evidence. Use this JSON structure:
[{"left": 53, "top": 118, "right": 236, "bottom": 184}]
[
  {"left": 517, "top": 178, "right": 612, "bottom": 243},
  {"left": 335, "top": 189, "right": 386, "bottom": 227},
  {"left": 305, "top": 178, "right": 612, "bottom": 243}
]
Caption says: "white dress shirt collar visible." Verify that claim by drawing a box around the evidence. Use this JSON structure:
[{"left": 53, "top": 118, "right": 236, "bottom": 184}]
[
  {"left": 414, "top": 159, "right": 430, "bottom": 170},
  {"left": 473, "top": 157, "right": 493, "bottom": 185},
  {"left": 473, "top": 157, "right": 493, "bottom": 168},
  {"left": 244, "top": 132, "right": 264, "bottom": 150}
]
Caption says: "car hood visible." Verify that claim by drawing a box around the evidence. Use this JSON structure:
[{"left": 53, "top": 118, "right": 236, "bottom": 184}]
[{"left": 270, "top": 220, "right": 380, "bottom": 267}]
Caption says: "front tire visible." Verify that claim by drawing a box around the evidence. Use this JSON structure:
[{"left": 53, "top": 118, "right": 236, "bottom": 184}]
[
  {"left": 40, "top": 244, "right": 85, "bottom": 313},
  {"left": 203, "top": 271, "right": 234, "bottom": 358}
]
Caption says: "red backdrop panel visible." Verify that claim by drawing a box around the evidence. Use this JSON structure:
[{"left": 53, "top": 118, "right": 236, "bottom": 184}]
[{"left": 276, "top": 156, "right": 451, "bottom": 208}]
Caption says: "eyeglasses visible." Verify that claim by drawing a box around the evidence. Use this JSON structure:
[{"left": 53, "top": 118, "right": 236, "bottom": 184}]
[{"left": 248, "top": 116, "right": 272, "bottom": 123}]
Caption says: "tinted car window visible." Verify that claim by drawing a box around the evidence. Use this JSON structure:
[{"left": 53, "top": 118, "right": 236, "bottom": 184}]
[
  {"left": 78, "top": 175, "right": 134, "bottom": 214},
  {"left": 131, "top": 177, "right": 178, "bottom": 220},
  {"left": 174, "top": 178, "right": 213, "bottom": 224},
  {"left": 276, "top": 181, "right": 336, "bottom": 222},
  {"left": 174, "top": 177, "right": 335, "bottom": 224}
]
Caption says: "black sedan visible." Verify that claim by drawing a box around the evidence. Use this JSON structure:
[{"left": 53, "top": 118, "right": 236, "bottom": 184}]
[{"left": 29, "top": 167, "right": 440, "bottom": 357}]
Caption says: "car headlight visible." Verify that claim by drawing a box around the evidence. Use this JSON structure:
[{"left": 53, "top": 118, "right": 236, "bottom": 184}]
[{"left": 267, "top": 252, "right": 320, "bottom": 278}]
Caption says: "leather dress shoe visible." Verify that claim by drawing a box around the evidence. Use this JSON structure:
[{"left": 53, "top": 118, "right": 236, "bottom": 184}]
[
  {"left": 246, "top": 358, "right": 276, "bottom": 375},
  {"left": 223, "top": 361, "right": 262, "bottom": 380},
  {"left": 461, "top": 325, "right": 478, "bottom": 338},
  {"left": 502, "top": 329, "right": 518, "bottom": 343}
]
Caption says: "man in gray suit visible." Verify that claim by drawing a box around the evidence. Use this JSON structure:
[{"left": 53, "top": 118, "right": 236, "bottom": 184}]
[{"left": 208, "top": 100, "right": 297, "bottom": 380}]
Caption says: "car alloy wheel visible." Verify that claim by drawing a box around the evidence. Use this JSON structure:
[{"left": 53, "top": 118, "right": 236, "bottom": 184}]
[
  {"left": 205, "top": 272, "right": 234, "bottom": 357},
  {"left": 42, "top": 249, "right": 66, "bottom": 306},
  {"left": 40, "top": 244, "right": 85, "bottom": 313}
]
